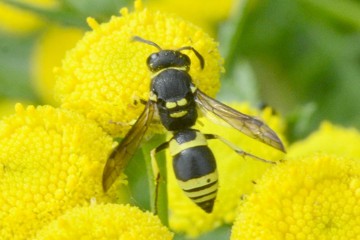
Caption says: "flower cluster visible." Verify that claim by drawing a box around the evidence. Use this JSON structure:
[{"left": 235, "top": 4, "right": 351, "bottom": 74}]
[
  {"left": 0, "top": 102, "right": 171, "bottom": 239},
  {"left": 1, "top": 0, "right": 359, "bottom": 239},
  {"left": 1, "top": 1, "right": 224, "bottom": 238},
  {"left": 0, "top": 104, "right": 117, "bottom": 238}
]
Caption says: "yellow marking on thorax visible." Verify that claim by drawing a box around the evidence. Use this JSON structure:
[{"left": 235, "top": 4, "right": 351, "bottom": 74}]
[
  {"left": 190, "top": 86, "right": 197, "bottom": 93},
  {"left": 177, "top": 98, "right": 188, "bottom": 106},
  {"left": 151, "top": 66, "right": 188, "bottom": 79},
  {"left": 170, "top": 110, "right": 187, "bottom": 118},
  {"left": 169, "top": 132, "right": 207, "bottom": 156},
  {"left": 166, "top": 98, "right": 188, "bottom": 110},
  {"left": 149, "top": 91, "right": 157, "bottom": 102},
  {"left": 166, "top": 102, "right": 177, "bottom": 109}
]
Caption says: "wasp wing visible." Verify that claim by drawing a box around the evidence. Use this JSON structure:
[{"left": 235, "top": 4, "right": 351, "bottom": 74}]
[
  {"left": 102, "top": 101, "right": 155, "bottom": 191},
  {"left": 194, "top": 89, "right": 285, "bottom": 152}
]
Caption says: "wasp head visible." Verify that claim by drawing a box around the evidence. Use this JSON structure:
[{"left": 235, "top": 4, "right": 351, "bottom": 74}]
[
  {"left": 147, "top": 50, "right": 191, "bottom": 72},
  {"left": 132, "top": 36, "right": 204, "bottom": 73}
]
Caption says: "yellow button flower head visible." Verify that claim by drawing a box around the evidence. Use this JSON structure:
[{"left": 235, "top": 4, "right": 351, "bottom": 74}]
[
  {"left": 31, "top": 25, "right": 84, "bottom": 105},
  {"left": 0, "top": 99, "right": 26, "bottom": 118},
  {"left": 167, "top": 103, "right": 286, "bottom": 237},
  {"left": 147, "top": 0, "right": 238, "bottom": 35},
  {"left": 231, "top": 154, "right": 360, "bottom": 240},
  {"left": 288, "top": 121, "right": 360, "bottom": 159},
  {"left": 0, "top": 0, "right": 58, "bottom": 34},
  {"left": 55, "top": 0, "right": 223, "bottom": 137},
  {"left": 34, "top": 203, "right": 173, "bottom": 240},
  {"left": 0, "top": 104, "right": 122, "bottom": 239}
]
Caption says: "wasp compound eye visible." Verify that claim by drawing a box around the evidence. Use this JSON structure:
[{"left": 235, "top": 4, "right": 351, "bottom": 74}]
[{"left": 147, "top": 53, "right": 160, "bottom": 72}]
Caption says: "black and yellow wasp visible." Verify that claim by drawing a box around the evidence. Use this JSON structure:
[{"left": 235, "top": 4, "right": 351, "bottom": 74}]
[{"left": 102, "top": 36, "right": 285, "bottom": 213}]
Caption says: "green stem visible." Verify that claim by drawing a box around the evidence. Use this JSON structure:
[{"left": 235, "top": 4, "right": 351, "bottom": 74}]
[
  {"left": 142, "top": 134, "right": 168, "bottom": 226},
  {"left": 222, "top": 0, "right": 250, "bottom": 76}
]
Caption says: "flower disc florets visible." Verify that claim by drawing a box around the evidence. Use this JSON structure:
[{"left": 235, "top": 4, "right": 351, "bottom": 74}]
[
  {"left": 34, "top": 204, "right": 173, "bottom": 240},
  {"left": 231, "top": 154, "right": 360, "bottom": 240},
  {"left": 0, "top": 104, "right": 119, "bottom": 239}
]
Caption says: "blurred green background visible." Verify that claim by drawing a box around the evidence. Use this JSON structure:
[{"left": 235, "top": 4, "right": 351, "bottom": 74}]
[{"left": 0, "top": 0, "right": 359, "bottom": 142}]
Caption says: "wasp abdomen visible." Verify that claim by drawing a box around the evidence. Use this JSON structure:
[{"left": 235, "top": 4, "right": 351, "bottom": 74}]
[{"left": 170, "top": 130, "right": 218, "bottom": 213}]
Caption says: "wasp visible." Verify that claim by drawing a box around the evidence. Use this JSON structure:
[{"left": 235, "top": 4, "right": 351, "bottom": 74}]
[{"left": 102, "top": 36, "right": 285, "bottom": 213}]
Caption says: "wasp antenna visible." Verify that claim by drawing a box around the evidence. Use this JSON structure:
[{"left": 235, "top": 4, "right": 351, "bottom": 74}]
[
  {"left": 177, "top": 46, "right": 205, "bottom": 69},
  {"left": 132, "top": 36, "right": 162, "bottom": 51}
]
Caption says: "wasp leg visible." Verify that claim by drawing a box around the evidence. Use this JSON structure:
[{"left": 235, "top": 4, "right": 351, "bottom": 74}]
[
  {"left": 132, "top": 94, "right": 148, "bottom": 106},
  {"left": 150, "top": 141, "right": 169, "bottom": 214},
  {"left": 204, "top": 134, "right": 276, "bottom": 164}
]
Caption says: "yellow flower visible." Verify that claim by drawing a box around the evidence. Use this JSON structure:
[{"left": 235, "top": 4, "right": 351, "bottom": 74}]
[
  {"left": 231, "top": 154, "right": 360, "bottom": 240},
  {"left": 55, "top": 0, "right": 223, "bottom": 137},
  {"left": 34, "top": 203, "right": 173, "bottom": 240},
  {"left": 31, "top": 25, "right": 84, "bottom": 105},
  {"left": 167, "top": 103, "right": 286, "bottom": 237},
  {"left": 0, "top": 99, "right": 25, "bottom": 118},
  {"left": 288, "top": 121, "right": 360, "bottom": 159},
  {"left": 0, "top": 0, "right": 58, "bottom": 34},
  {"left": 0, "top": 104, "right": 125, "bottom": 239},
  {"left": 147, "top": 0, "right": 239, "bottom": 36}
]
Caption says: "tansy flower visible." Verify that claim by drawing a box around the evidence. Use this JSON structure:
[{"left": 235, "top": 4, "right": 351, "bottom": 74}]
[
  {"left": 34, "top": 203, "right": 173, "bottom": 240},
  {"left": 167, "top": 103, "right": 286, "bottom": 237},
  {"left": 147, "top": 0, "right": 239, "bottom": 36},
  {"left": 287, "top": 121, "right": 360, "bottom": 159},
  {"left": 0, "top": 104, "right": 125, "bottom": 239},
  {"left": 0, "top": 0, "right": 58, "bottom": 34},
  {"left": 231, "top": 154, "right": 360, "bottom": 240},
  {"left": 55, "top": 0, "right": 223, "bottom": 137},
  {"left": 0, "top": 99, "right": 27, "bottom": 118},
  {"left": 31, "top": 25, "right": 84, "bottom": 105}
]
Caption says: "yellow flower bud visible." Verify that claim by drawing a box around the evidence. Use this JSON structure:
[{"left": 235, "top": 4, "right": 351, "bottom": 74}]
[
  {"left": 34, "top": 204, "right": 173, "bottom": 240},
  {"left": 288, "top": 121, "right": 360, "bottom": 159}
]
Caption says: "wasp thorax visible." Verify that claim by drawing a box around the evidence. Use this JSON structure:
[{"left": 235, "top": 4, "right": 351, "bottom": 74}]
[{"left": 147, "top": 50, "right": 191, "bottom": 72}]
